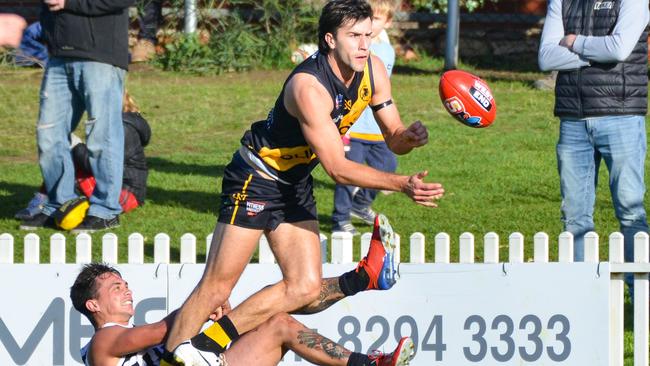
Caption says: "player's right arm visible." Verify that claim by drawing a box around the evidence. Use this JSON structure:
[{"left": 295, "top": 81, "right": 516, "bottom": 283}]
[
  {"left": 285, "top": 73, "right": 444, "bottom": 207},
  {"left": 87, "top": 311, "right": 177, "bottom": 364}
]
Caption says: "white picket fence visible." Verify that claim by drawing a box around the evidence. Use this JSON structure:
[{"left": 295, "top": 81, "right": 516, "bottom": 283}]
[{"left": 0, "top": 230, "right": 648, "bottom": 366}]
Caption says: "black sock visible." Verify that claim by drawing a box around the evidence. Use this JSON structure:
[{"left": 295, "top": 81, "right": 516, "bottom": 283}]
[
  {"left": 191, "top": 316, "right": 240, "bottom": 352},
  {"left": 347, "top": 352, "right": 373, "bottom": 366},
  {"left": 338, "top": 267, "right": 370, "bottom": 296},
  {"left": 160, "top": 350, "right": 179, "bottom": 365}
]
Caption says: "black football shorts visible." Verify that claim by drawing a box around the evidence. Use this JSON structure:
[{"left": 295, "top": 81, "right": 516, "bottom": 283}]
[{"left": 217, "top": 152, "right": 318, "bottom": 230}]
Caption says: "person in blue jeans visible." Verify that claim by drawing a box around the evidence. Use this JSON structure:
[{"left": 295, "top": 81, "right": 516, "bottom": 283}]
[
  {"left": 539, "top": 0, "right": 649, "bottom": 293},
  {"left": 19, "top": 0, "right": 134, "bottom": 232},
  {"left": 332, "top": 0, "right": 397, "bottom": 235}
]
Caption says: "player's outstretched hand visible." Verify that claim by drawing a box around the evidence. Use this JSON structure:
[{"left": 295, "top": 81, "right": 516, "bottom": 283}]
[
  {"left": 402, "top": 171, "right": 444, "bottom": 207},
  {"left": 403, "top": 120, "right": 428, "bottom": 148}
]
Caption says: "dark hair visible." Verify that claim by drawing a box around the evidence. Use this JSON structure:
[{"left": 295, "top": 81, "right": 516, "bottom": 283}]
[
  {"left": 70, "top": 263, "right": 121, "bottom": 320},
  {"left": 318, "top": 0, "right": 373, "bottom": 54}
]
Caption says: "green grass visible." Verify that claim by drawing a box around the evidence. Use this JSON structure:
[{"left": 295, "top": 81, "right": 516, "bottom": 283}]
[{"left": 0, "top": 60, "right": 640, "bottom": 264}]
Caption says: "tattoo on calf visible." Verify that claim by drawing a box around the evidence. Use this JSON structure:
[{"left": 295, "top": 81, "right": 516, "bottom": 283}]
[{"left": 297, "top": 330, "right": 349, "bottom": 359}]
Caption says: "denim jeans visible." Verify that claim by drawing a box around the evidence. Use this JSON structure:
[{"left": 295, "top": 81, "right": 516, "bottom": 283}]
[
  {"left": 38, "top": 57, "right": 125, "bottom": 219},
  {"left": 557, "top": 115, "right": 648, "bottom": 272},
  {"left": 332, "top": 140, "right": 397, "bottom": 223}
]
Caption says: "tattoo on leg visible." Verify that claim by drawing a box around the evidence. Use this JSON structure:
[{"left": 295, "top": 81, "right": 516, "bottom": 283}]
[
  {"left": 295, "top": 279, "right": 344, "bottom": 314},
  {"left": 297, "top": 330, "right": 349, "bottom": 360}
]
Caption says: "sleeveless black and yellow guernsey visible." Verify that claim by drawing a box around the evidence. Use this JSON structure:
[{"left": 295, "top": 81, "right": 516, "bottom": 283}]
[{"left": 241, "top": 51, "right": 375, "bottom": 184}]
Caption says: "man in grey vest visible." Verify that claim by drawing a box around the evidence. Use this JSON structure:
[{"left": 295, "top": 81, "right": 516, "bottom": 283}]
[{"left": 538, "top": 0, "right": 649, "bottom": 288}]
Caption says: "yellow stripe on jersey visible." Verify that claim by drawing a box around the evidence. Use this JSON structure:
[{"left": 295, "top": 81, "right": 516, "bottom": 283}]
[
  {"left": 230, "top": 174, "right": 253, "bottom": 224},
  {"left": 338, "top": 62, "right": 373, "bottom": 135},
  {"left": 349, "top": 132, "right": 385, "bottom": 142},
  {"left": 257, "top": 146, "right": 317, "bottom": 171}
]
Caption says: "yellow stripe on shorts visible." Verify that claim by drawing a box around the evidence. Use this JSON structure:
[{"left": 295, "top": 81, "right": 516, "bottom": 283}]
[{"left": 230, "top": 174, "right": 253, "bottom": 225}]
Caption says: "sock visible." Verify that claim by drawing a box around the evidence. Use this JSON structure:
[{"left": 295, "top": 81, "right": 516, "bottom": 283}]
[
  {"left": 191, "top": 316, "right": 240, "bottom": 353},
  {"left": 160, "top": 350, "right": 179, "bottom": 366},
  {"left": 338, "top": 267, "right": 370, "bottom": 296},
  {"left": 347, "top": 352, "right": 374, "bottom": 366}
]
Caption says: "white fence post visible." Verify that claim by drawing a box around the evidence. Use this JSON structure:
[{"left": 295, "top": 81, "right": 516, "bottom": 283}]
[
  {"left": 533, "top": 232, "right": 549, "bottom": 263},
  {"left": 24, "top": 233, "right": 40, "bottom": 264},
  {"left": 509, "top": 232, "right": 524, "bottom": 263},
  {"left": 459, "top": 232, "right": 474, "bottom": 263},
  {"left": 128, "top": 233, "right": 145, "bottom": 264},
  {"left": 410, "top": 233, "right": 426, "bottom": 264},
  {"left": 584, "top": 231, "right": 599, "bottom": 263},
  {"left": 331, "top": 232, "right": 353, "bottom": 264},
  {"left": 180, "top": 233, "right": 197, "bottom": 264},
  {"left": 206, "top": 233, "right": 213, "bottom": 258},
  {"left": 258, "top": 234, "right": 275, "bottom": 264},
  {"left": 0, "top": 233, "right": 13, "bottom": 264},
  {"left": 154, "top": 233, "right": 170, "bottom": 264},
  {"left": 319, "top": 233, "right": 328, "bottom": 264},
  {"left": 558, "top": 232, "right": 573, "bottom": 262},
  {"left": 360, "top": 233, "right": 371, "bottom": 261},
  {"left": 75, "top": 233, "right": 92, "bottom": 264},
  {"left": 483, "top": 232, "right": 499, "bottom": 264},
  {"left": 609, "top": 232, "right": 624, "bottom": 366},
  {"left": 435, "top": 233, "right": 450, "bottom": 263},
  {"left": 102, "top": 233, "right": 119, "bottom": 264},
  {"left": 50, "top": 233, "right": 66, "bottom": 264},
  {"left": 633, "top": 232, "right": 649, "bottom": 366}
]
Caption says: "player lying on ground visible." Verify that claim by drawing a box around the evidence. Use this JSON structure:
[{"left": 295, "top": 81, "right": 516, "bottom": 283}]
[{"left": 71, "top": 261, "right": 414, "bottom": 366}]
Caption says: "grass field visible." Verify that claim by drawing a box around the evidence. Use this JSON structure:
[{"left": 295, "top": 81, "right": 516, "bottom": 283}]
[
  {"left": 0, "top": 59, "right": 632, "bottom": 263},
  {"left": 0, "top": 58, "right": 642, "bottom": 363}
]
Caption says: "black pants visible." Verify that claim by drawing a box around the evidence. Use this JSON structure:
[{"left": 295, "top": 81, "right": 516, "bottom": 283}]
[{"left": 138, "top": 0, "right": 163, "bottom": 42}]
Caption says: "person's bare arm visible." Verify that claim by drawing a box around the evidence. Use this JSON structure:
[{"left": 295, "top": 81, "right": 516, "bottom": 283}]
[
  {"left": 285, "top": 74, "right": 444, "bottom": 206},
  {"left": 89, "top": 310, "right": 177, "bottom": 363},
  {"left": 369, "top": 55, "right": 427, "bottom": 155}
]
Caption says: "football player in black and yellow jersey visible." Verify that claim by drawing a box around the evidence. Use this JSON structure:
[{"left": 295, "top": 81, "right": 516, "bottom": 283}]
[{"left": 163, "top": 1, "right": 444, "bottom": 364}]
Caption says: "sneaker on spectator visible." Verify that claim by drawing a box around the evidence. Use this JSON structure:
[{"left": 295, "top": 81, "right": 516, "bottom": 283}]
[
  {"left": 131, "top": 39, "right": 156, "bottom": 63},
  {"left": 351, "top": 206, "right": 377, "bottom": 225},
  {"left": 14, "top": 192, "right": 47, "bottom": 220},
  {"left": 19, "top": 212, "right": 55, "bottom": 230},
  {"left": 368, "top": 337, "right": 415, "bottom": 366},
  {"left": 332, "top": 220, "right": 359, "bottom": 236},
  {"left": 71, "top": 215, "right": 119, "bottom": 233}
]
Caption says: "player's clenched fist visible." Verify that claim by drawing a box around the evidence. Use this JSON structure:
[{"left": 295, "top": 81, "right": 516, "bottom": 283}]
[{"left": 403, "top": 120, "right": 428, "bottom": 147}]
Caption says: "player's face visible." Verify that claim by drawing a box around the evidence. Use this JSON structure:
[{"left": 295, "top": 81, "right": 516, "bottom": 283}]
[
  {"left": 331, "top": 17, "right": 372, "bottom": 72},
  {"left": 94, "top": 272, "right": 134, "bottom": 321},
  {"left": 371, "top": 12, "right": 391, "bottom": 39}
]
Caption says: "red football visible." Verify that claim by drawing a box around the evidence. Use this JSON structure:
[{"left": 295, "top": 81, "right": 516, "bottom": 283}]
[{"left": 439, "top": 70, "right": 497, "bottom": 128}]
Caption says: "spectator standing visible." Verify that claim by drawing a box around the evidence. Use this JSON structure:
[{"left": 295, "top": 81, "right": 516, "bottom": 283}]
[
  {"left": 538, "top": 0, "right": 649, "bottom": 293},
  {"left": 19, "top": 0, "right": 134, "bottom": 231},
  {"left": 132, "top": 0, "right": 163, "bottom": 62},
  {"left": 332, "top": 0, "right": 398, "bottom": 235}
]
